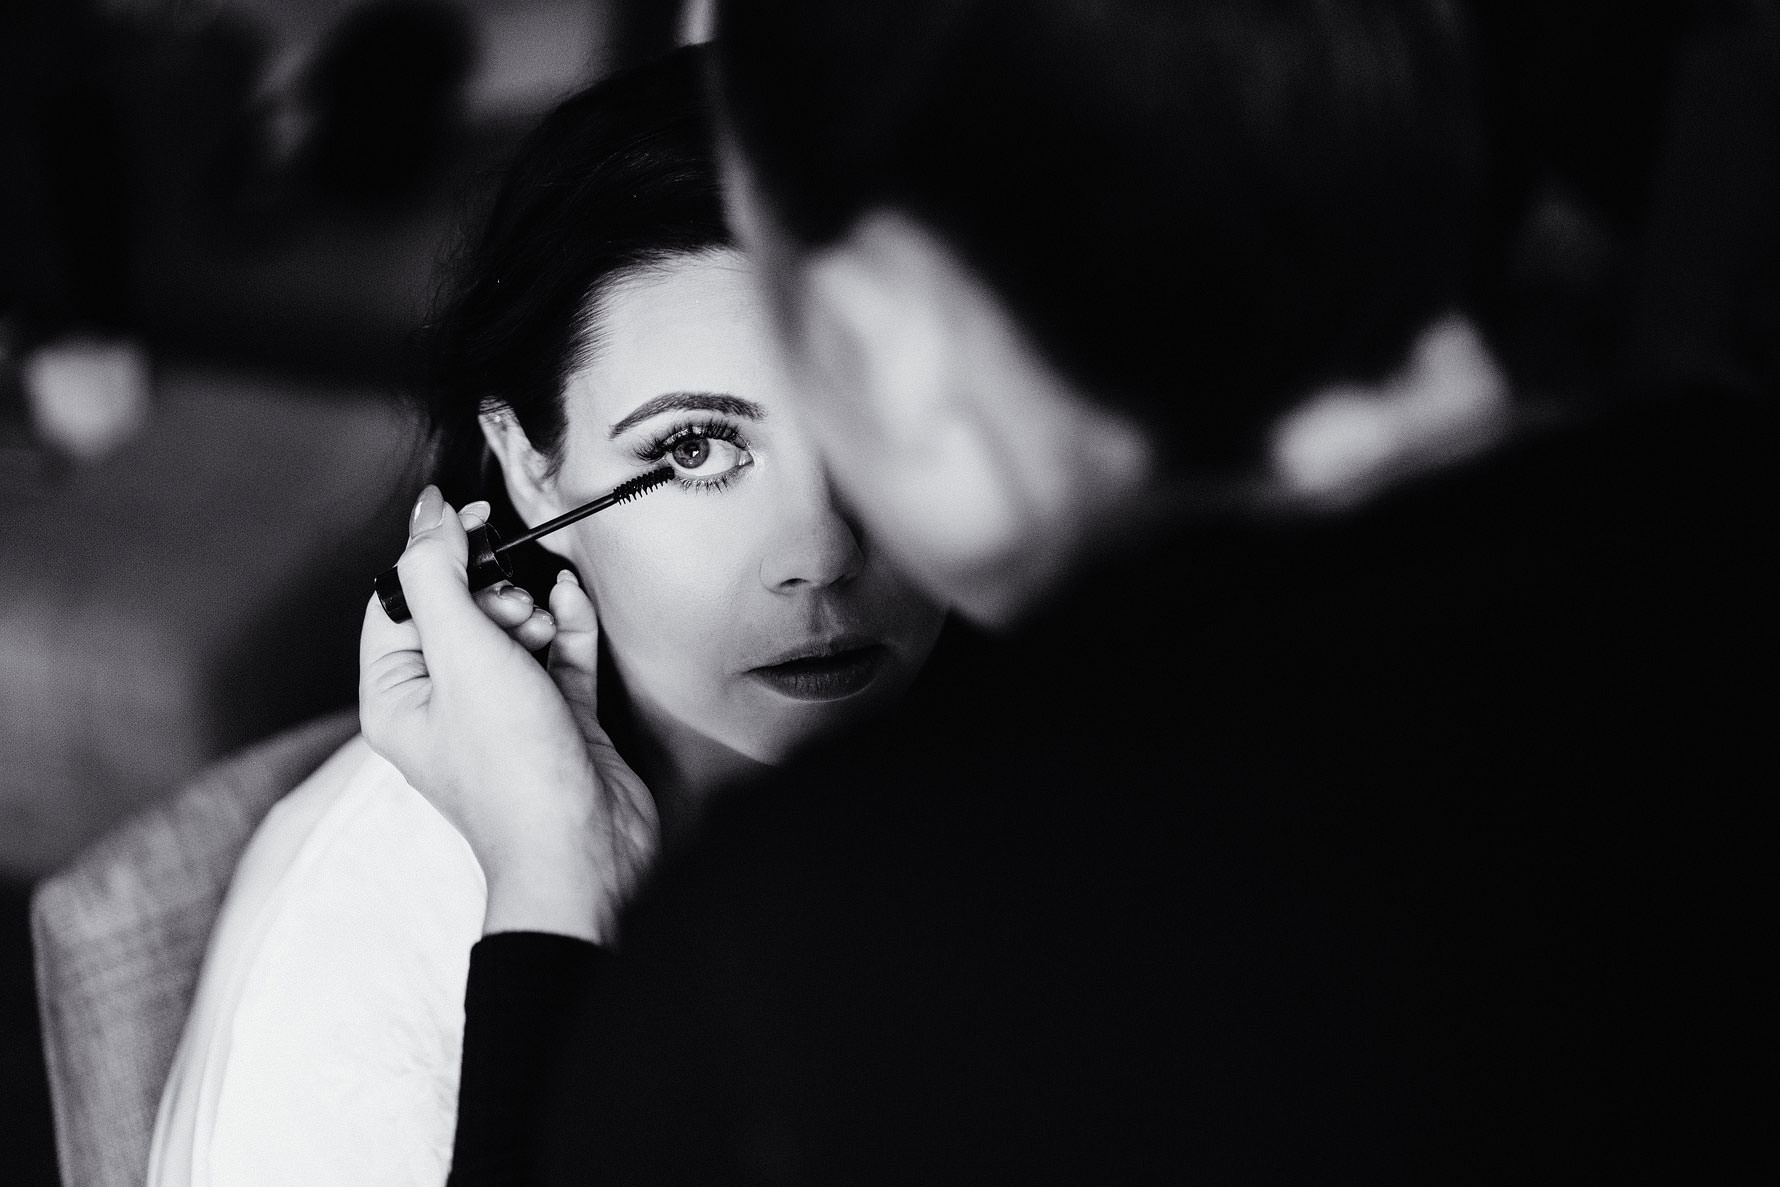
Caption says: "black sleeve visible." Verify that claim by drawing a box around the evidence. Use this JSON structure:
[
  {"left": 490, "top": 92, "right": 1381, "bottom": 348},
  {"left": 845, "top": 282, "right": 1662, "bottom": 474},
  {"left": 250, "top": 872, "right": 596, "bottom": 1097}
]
[{"left": 447, "top": 931, "right": 613, "bottom": 1187}]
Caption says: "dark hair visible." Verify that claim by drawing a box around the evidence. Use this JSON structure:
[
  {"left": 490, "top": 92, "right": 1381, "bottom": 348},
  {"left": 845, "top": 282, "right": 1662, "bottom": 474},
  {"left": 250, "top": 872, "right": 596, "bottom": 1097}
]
[
  {"left": 424, "top": 44, "right": 729, "bottom": 583},
  {"left": 712, "top": 0, "right": 1486, "bottom": 467}
]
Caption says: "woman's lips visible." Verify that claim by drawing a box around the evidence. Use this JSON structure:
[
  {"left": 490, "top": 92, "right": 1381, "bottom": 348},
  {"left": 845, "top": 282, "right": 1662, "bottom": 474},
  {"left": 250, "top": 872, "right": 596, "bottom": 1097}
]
[{"left": 748, "top": 643, "right": 887, "bottom": 702}]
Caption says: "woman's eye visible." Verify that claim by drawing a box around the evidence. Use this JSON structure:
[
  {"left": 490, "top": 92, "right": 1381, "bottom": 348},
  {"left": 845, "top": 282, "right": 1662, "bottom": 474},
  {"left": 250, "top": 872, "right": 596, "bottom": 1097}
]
[
  {"left": 667, "top": 434, "right": 748, "bottom": 479},
  {"left": 671, "top": 436, "right": 711, "bottom": 469},
  {"left": 633, "top": 422, "right": 754, "bottom": 488}
]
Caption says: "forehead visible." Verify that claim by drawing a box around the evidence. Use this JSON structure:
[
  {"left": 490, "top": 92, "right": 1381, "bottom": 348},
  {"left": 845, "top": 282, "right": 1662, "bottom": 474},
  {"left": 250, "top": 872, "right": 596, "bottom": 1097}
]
[{"left": 565, "top": 249, "right": 778, "bottom": 429}]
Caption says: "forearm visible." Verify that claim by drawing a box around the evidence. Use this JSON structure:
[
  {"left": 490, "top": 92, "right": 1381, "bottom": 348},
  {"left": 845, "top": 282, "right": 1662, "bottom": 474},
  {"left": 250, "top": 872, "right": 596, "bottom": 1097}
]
[{"left": 448, "top": 932, "right": 612, "bottom": 1186}]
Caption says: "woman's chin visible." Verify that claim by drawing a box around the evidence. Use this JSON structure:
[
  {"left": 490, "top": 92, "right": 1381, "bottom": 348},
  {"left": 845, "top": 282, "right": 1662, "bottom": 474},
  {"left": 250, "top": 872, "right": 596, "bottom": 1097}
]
[
  {"left": 733, "top": 688, "right": 897, "bottom": 767},
  {"left": 641, "top": 653, "right": 921, "bottom": 785}
]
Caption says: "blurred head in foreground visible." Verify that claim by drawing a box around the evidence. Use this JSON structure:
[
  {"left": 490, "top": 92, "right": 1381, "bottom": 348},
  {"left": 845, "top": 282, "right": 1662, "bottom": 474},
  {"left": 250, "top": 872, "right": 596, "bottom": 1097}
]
[
  {"left": 710, "top": 0, "right": 1500, "bottom": 623},
  {"left": 424, "top": 46, "right": 944, "bottom": 807}
]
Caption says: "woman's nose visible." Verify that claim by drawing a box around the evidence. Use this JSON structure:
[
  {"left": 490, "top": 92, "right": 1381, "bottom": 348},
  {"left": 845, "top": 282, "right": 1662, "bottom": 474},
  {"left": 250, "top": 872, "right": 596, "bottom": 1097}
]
[{"left": 758, "top": 484, "right": 866, "bottom": 593}]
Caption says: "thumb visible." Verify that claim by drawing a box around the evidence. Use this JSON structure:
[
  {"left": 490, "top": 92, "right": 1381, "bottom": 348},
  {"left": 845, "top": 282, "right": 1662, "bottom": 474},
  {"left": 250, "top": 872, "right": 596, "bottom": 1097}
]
[
  {"left": 398, "top": 486, "right": 508, "bottom": 680},
  {"left": 546, "top": 568, "right": 601, "bottom": 729},
  {"left": 358, "top": 591, "right": 430, "bottom": 769}
]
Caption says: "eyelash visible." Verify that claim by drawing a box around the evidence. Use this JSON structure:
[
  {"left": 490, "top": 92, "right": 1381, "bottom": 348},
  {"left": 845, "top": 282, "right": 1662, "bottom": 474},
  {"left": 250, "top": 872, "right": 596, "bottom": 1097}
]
[{"left": 631, "top": 419, "right": 753, "bottom": 492}]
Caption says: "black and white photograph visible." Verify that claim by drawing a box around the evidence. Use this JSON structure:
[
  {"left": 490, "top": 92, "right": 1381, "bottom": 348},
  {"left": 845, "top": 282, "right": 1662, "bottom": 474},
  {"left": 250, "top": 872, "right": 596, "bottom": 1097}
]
[{"left": 3, "top": 1, "right": 1774, "bottom": 1183}]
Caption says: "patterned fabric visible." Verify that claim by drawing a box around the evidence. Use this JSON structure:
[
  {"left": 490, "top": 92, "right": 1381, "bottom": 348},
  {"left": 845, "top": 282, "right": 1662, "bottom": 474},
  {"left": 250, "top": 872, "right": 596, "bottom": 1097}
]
[{"left": 31, "top": 712, "right": 358, "bottom": 1187}]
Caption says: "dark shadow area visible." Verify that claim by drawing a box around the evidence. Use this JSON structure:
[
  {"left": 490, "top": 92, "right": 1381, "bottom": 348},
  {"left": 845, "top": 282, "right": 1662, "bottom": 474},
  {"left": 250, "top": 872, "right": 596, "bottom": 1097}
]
[{"left": 1, "top": 880, "right": 58, "bottom": 1186}]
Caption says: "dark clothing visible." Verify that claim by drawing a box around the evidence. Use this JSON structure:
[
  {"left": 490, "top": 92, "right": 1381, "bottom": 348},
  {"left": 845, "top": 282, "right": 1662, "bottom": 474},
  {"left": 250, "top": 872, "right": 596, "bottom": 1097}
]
[
  {"left": 450, "top": 936, "right": 612, "bottom": 1186},
  {"left": 1621, "top": 13, "right": 1780, "bottom": 402},
  {"left": 455, "top": 392, "right": 1774, "bottom": 1184}
]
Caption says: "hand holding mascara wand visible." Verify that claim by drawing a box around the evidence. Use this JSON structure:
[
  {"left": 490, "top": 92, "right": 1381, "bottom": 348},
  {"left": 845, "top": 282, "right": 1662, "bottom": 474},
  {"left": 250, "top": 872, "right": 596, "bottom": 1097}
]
[{"left": 375, "top": 467, "right": 674, "bottom": 623}]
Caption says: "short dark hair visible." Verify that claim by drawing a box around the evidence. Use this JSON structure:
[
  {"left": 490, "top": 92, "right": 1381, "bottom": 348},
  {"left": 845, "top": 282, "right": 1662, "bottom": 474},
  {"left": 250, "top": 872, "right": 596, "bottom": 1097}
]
[
  {"left": 424, "top": 44, "right": 728, "bottom": 551},
  {"left": 712, "top": 0, "right": 1486, "bottom": 466}
]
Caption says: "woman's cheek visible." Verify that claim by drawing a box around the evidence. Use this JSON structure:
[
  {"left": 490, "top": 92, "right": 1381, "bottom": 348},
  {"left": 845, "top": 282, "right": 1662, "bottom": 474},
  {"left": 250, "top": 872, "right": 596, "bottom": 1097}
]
[{"left": 577, "top": 513, "right": 752, "bottom": 696}]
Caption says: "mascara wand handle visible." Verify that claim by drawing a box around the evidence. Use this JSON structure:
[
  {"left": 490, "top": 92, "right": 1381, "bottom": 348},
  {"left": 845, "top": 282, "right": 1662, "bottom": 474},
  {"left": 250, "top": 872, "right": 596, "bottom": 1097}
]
[
  {"left": 496, "top": 466, "right": 675, "bottom": 553},
  {"left": 496, "top": 493, "right": 617, "bottom": 553},
  {"left": 374, "top": 522, "right": 514, "bottom": 624}
]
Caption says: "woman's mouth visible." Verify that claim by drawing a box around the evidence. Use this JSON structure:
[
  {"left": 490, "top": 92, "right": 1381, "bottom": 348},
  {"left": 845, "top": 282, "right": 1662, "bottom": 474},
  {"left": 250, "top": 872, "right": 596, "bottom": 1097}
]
[{"left": 748, "top": 643, "right": 887, "bottom": 702}]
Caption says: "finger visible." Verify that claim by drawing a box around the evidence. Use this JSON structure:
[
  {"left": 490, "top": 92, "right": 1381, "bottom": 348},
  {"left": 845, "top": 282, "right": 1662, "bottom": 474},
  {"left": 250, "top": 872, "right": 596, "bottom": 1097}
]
[
  {"left": 474, "top": 582, "right": 536, "bottom": 631},
  {"left": 546, "top": 569, "right": 600, "bottom": 719},
  {"left": 509, "top": 606, "right": 559, "bottom": 653},
  {"left": 473, "top": 582, "right": 559, "bottom": 651}
]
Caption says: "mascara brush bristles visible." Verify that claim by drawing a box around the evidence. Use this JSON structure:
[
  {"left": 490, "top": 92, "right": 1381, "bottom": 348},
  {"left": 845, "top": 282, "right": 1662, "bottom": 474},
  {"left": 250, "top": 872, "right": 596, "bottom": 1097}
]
[{"left": 609, "top": 467, "right": 674, "bottom": 503}]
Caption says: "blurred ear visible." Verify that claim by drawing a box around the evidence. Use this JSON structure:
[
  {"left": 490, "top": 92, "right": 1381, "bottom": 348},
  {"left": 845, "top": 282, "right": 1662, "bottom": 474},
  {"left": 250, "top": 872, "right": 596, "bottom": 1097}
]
[{"left": 478, "top": 409, "right": 571, "bottom": 536}]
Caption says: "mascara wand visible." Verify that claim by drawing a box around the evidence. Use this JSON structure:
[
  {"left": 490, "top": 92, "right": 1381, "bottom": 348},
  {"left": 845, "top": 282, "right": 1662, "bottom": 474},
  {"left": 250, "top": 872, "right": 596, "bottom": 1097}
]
[{"left": 375, "top": 466, "right": 674, "bottom": 623}]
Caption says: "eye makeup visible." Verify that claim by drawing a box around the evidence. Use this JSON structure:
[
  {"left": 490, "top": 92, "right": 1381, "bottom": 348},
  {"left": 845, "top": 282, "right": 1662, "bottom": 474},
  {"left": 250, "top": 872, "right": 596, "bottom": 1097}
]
[{"left": 632, "top": 418, "right": 755, "bottom": 492}]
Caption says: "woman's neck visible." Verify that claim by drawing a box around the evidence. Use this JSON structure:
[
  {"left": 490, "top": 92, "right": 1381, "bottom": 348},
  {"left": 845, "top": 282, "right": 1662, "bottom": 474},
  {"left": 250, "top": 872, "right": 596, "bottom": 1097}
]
[{"left": 605, "top": 692, "right": 767, "bottom": 852}]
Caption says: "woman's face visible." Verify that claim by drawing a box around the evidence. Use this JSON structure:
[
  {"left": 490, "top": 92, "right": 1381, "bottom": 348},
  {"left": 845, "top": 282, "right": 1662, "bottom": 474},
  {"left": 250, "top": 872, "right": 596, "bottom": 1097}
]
[{"left": 528, "top": 249, "right": 945, "bottom": 776}]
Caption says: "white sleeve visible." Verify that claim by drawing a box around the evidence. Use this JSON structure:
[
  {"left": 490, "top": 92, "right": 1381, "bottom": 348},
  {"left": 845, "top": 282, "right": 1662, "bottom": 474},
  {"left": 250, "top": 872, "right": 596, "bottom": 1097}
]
[{"left": 147, "top": 735, "right": 486, "bottom": 1187}]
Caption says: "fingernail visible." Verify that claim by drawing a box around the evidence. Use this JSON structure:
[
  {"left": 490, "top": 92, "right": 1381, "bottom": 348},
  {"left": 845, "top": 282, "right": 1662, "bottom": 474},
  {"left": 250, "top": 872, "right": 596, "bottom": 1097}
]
[
  {"left": 556, "top": 568, "right": 581, "bottom": 586},
  {"left": 461, "top": 500, "right": 492, "bottom": 529},
  {"left": 410, "top": 485, "right": 445, "bottom": 535},
  {"left": 502, "top": 584, "right": 533, "bottom": 605}
]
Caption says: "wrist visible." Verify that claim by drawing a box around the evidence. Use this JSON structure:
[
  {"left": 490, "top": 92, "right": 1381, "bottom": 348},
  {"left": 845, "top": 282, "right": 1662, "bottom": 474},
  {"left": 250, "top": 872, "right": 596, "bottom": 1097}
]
[{"left": 480, "top": 848, "right": 614, "bottom": 944}]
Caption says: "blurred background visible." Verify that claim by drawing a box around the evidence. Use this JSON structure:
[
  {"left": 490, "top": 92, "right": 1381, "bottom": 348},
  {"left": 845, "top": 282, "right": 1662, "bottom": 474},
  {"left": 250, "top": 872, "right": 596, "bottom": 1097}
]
[{"left": 1, "top": 0, "right": 1773, "bottom": 1182}]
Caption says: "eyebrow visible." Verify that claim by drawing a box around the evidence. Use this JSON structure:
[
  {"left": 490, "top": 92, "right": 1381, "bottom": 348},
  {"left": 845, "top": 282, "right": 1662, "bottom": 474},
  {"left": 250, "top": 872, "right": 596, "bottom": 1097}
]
[{"left": 607, "top": 392, "right": 767, "bottom": 439}]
